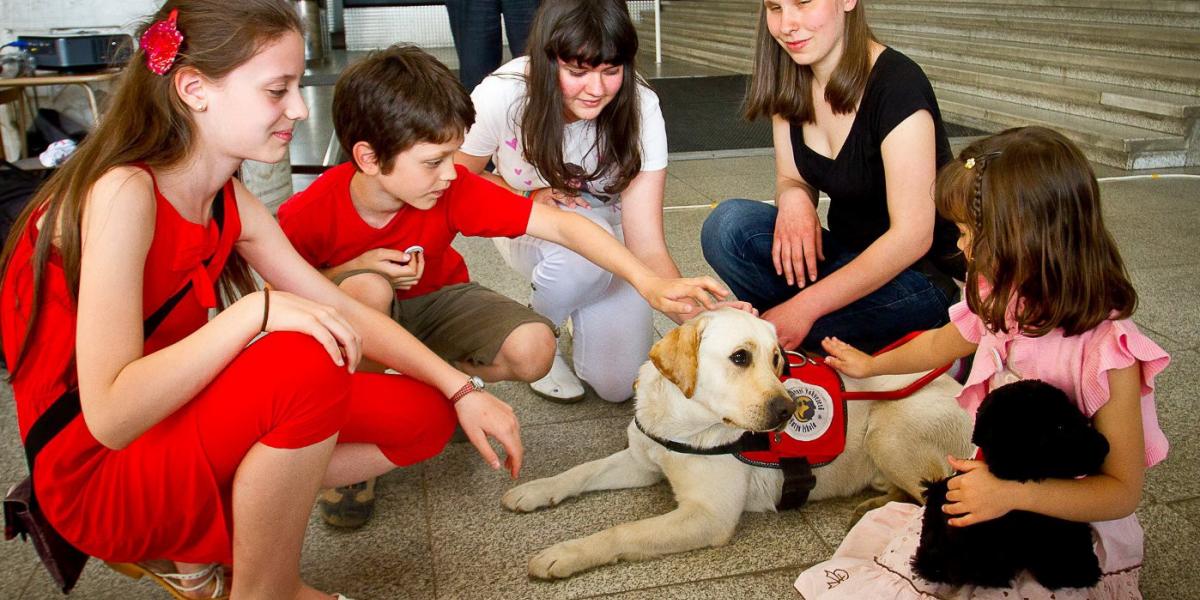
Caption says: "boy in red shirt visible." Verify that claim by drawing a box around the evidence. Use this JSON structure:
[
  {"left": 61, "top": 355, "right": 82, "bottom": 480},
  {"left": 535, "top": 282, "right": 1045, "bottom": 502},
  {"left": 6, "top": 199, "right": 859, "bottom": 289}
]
[{"left": 279, "top": 45, "right": 726, "bottom": 527}]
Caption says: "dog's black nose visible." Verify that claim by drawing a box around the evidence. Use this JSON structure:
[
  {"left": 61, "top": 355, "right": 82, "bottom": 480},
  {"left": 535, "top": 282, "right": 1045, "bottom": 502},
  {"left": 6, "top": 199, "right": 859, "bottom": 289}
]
[{"left": 769, "top": 395, "right": 795, "bottom": 423}]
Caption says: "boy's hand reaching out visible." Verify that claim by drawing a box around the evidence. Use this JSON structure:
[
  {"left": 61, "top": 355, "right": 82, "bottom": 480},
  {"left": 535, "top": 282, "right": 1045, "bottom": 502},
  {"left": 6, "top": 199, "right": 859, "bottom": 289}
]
[{"left": 454, "top": 391, "right": 523, "bottom": 479}]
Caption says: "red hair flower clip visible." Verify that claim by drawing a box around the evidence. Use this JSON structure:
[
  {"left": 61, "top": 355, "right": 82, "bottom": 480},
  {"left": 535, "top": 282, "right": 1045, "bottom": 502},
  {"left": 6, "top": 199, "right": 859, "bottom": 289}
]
[{"left": 141, "top": 8, "right": 183, "bottom": 76}]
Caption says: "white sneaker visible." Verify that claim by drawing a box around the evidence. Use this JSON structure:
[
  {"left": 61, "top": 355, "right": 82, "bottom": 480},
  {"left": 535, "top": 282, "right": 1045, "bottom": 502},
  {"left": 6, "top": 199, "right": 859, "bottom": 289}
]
[{"left": 530, "top": 350, "right": 586, "bottom": 404}]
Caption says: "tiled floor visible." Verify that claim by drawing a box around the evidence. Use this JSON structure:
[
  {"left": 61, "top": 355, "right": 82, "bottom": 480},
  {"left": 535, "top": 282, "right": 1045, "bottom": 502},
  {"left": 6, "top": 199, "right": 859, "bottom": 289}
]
[{"left": 3, "top": 154, "right": 1199, "bottom": 599}]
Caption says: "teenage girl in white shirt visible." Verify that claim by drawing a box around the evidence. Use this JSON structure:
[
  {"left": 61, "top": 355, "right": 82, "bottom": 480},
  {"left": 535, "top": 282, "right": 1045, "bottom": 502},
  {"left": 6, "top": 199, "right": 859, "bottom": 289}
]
[{"left": 457, "top": 0, "right": 749, "bottom": 403}]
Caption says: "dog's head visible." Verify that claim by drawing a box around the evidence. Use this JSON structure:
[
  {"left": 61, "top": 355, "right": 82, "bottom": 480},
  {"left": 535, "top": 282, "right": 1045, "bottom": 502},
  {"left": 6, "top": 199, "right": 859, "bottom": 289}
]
[
  {"left": 972, "top": 379, "right": 1110, "bottom": 482},
  {"left": 648, "top": 308, "right": 795, "bottom": 432}
]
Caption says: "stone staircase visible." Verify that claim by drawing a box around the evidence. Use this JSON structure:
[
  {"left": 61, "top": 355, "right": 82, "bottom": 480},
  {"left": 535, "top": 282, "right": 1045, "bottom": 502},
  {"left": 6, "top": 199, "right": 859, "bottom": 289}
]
[{"left": 635, "top": 0, "right": 1200, "bottom": 169}]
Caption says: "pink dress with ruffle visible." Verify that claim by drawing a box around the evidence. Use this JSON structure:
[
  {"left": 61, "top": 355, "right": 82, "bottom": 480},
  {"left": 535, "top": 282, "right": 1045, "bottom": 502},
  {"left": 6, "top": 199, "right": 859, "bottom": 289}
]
[{"left": 795, "top": 300, "right": 1170, "bottom": 599}]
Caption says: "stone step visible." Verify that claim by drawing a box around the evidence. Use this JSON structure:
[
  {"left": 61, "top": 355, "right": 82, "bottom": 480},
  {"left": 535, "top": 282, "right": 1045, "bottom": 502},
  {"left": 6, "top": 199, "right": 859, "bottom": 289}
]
[
  {"left": 920, "top": 57, "right": 1200, "bottom": 136},
  {"left": 654, "top": 3, "right": 761, "bottom": 27},
  {"left": 644, "top": 20, "right": 756, "bottom": 52},
  {"left": 646, "top": 8, "right": 1200, "bottom": 70},
  {"left": 871, "top": 0, "right": 1200, "bottom": 13},
  {"left": 635, "top": 26, "right": 1198, "bottom": 145},
  {"left": 651, "top": 4, "right": 758, "bottom": 29},
  {"left": 635, "top": 26, "right": 752, "bottom": 74},
  {"left": 639, "top": 19, "right": 1200, "bottom": 131},
  {"left": 660, "top": 0, "right": 759, "bottom": 15},
  {"left": 642, "top": 19, "right": 1200, "bottom": 115},
  {"left": 636, "top": 8, "right": 755, "bottom": 62},
  {"left": 641, "top": 0, "right": 1199, "bottom": 167},
  {"left": 657, "top": 0, "right": 1200, "bottom": 19},
  {"left": 884, "top": 31, "right": 1200, "bottom": 96},
  {"left": 871, "top": 12, "right": 1200, "bottom": 61},
  {"left": 872, "top": 1, "right": 1200, "bottom": 28},
  {"left": 935, "top": 89, "right": 1189, "bottom": 169}
]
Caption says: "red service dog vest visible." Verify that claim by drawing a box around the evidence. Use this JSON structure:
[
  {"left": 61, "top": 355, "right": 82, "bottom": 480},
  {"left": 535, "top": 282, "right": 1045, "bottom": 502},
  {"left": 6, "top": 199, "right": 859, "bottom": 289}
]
[
  {"left": 736, "top": 353, "right": 847, "bottom": 469},
  {"left": 634, "top": 333, "right": 951, "bottom": 512}
]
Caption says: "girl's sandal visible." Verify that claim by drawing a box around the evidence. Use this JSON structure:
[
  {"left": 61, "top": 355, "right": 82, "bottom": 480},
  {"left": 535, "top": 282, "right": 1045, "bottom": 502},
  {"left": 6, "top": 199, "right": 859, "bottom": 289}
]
[{"left": 106, "top": 561, "right": 228, "bottom": 599}]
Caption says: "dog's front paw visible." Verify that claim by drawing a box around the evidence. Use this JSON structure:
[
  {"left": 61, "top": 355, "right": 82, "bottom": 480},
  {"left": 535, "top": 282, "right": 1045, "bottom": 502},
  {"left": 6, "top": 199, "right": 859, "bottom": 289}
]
[
  {"left": 502, "top": 479, "right": 564, "bottom": 512},
  {"left": 528, "top": 539, "right": 600, "bottom": 580}
]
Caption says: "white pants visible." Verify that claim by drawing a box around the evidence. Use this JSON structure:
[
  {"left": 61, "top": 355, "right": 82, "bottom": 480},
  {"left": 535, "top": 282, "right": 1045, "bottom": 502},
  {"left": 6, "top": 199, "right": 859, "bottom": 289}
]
[{"left": 494, "top": 204, "right": 652, "bottom": 402}]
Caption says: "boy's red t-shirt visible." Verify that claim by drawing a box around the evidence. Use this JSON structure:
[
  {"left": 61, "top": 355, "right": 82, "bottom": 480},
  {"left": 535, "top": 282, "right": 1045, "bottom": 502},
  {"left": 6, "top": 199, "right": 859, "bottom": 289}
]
[{"left": 278, "top": 162, "right": 533, "bottom": 300}]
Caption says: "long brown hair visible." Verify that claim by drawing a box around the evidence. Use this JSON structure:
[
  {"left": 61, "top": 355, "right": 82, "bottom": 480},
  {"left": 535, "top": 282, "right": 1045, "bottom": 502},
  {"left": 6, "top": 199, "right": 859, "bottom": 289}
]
[
  {"left": 744, "top": 0, "right": 877, "bottom": 123},
  {"left": 935, "top": 126, "right": 1137, "bottom": 337},
  {"left": 518, "top": 0, "right": 644, "bottom": 194},
  {"left": 0, "top": 0, "right": 299, "bottom": 376}
]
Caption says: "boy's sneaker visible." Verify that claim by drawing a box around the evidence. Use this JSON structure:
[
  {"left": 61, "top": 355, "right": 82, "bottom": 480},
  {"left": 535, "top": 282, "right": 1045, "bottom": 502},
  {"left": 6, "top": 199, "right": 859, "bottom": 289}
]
[
  {"left": 530, "top": 350, "right": 585, "bottom": 404},
  {"left": 318, "top": 478, "right": 377, "bottom": 529}
]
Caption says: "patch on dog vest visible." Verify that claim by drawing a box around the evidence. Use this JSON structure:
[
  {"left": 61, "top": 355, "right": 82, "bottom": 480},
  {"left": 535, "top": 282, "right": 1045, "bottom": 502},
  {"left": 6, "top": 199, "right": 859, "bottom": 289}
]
[
  {"left": 737, "top": 354, "right": 848, "bottom": 469},
  {"left": 782, "top": 379, "right": 835, "bottom": 442}
]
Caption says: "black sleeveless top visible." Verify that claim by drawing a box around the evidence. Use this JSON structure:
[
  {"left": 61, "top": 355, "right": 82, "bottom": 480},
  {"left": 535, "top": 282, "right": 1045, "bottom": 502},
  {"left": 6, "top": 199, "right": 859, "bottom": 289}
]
[{"left": 790, "top": 47, "right": 965, "bottom": 285}]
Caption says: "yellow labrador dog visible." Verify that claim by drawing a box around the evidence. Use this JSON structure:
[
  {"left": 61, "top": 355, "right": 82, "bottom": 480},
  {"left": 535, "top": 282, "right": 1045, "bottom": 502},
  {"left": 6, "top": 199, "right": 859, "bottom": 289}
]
[{"left": 503, "top": 308, "right": 972, "bottom": 579}]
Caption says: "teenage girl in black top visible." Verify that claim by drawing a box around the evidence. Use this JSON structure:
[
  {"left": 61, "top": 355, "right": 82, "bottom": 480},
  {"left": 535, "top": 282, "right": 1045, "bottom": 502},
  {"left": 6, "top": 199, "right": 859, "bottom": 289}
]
[{"left": 701, "top": 0, "right": 964, "bottom": 353}]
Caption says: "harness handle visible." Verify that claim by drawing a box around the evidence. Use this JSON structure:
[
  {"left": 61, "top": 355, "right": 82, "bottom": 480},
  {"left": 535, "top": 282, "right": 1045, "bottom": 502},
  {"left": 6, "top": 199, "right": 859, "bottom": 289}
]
[
  {"left": 843, "top": 330, "right": 952, "bottom": 400},
  {"left": 783, "top": 331, "right": 953, "bottom": 401}
]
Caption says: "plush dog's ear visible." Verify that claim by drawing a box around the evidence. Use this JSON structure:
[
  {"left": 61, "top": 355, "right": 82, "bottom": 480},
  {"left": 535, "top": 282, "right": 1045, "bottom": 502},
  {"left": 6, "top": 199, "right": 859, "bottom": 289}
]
[{"left": 649, "top": 317, "right": 706, "bottom": 398}]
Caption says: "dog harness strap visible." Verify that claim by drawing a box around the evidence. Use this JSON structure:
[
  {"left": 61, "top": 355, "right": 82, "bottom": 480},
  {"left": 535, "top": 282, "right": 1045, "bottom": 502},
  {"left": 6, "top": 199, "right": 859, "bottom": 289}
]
[
  {"left": 841, "top": 362, "right": 952, "bottom": 401},
  {"left": 633, "top": 418, "right": 768, "bottom": 456},
  {"left": 842, "top": 331, "right": 953, "bottom": 401},
  {"left": 777, "top": 457, "right": 817, "bottom": 510}
]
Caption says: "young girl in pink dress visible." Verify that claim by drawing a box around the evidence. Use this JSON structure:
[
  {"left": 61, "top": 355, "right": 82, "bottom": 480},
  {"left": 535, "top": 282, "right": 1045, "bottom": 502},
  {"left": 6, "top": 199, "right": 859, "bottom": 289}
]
[{"left": 794, "top": 126, "right": 1169, "bottom": 599}]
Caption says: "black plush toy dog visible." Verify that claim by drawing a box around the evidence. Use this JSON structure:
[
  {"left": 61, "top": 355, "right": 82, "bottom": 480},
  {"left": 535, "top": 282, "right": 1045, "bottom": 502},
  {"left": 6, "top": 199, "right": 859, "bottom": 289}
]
[{"left": 911, "top": 379, "right": 1111, "bottom": 590}]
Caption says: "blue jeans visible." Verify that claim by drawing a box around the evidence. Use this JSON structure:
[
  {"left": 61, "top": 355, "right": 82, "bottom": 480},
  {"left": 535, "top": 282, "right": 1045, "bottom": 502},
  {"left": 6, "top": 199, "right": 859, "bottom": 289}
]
[
  {"left": 444, "top": 0, "right": 540, "bottom": 93},
  {"left": 701, "top": 199, "right": 955, "bottom": 354}
]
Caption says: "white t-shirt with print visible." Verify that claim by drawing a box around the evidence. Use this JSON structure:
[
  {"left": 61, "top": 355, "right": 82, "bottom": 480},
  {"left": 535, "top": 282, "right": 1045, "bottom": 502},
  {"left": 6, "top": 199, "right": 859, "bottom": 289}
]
[{"left": 461, "top": 56, "right": 668, "bottom": 205}]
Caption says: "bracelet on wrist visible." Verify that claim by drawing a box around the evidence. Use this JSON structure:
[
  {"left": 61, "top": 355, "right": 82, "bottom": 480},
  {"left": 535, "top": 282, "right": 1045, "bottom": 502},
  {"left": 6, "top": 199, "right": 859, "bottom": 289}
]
[
  {"left": 448, "top": 375, "right": 486, "bottom": 405},
  {"left": 260, "top": 288, "right": 270, "bottom": 333}
]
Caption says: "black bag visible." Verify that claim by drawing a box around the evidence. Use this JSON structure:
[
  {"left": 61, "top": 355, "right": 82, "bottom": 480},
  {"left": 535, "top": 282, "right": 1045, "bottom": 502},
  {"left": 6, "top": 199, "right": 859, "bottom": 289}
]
[
  {"left": 0, "top": 159, "right": 49, "bottom": 250},
  {"left": 3, "top": 187, "right": 228, "bottom": 593},
  {"left": 0, "top": 161, "right": 49, "bottom": 371},
  {"left": 4, "top": 392, "right": 88, "bottom": 593},
  {"left": 26, "top": 108, "right": 87, "bottom": 158}
]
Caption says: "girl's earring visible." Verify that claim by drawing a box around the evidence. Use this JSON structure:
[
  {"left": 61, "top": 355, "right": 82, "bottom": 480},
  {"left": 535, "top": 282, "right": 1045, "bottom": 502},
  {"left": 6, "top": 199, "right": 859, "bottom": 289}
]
[{"left": 196, "top": 103, "right": 207, "bottom": 112}]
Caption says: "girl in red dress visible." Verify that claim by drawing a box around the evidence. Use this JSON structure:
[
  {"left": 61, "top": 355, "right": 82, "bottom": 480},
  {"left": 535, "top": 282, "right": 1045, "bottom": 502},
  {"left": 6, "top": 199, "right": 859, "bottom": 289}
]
[{"left": 0, "top": 1, "right": 732, "bottom": 598}]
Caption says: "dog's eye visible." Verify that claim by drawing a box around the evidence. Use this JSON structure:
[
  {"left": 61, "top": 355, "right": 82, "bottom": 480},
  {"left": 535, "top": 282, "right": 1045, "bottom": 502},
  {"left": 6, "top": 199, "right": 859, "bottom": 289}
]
[
  {"left": 773, "top": 351, "right": 781, "bottom": 369},
  {"left": 729, "top": 349, "right": 751, "bottom": 367}
]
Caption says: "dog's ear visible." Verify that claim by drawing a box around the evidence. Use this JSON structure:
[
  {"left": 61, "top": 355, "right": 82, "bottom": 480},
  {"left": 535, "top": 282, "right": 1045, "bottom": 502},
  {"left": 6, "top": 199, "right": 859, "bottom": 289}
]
[{"left": 649, "top": 317, "right": 707, "bottom": 398}]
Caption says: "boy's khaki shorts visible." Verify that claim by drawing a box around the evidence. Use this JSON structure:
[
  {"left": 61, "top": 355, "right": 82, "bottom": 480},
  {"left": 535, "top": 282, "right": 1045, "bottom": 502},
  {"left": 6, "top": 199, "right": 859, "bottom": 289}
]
[{"left": 334, "top": 271, "right": 554, "bottom": 366}]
